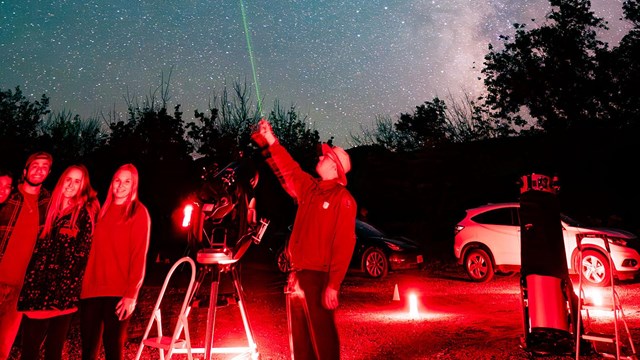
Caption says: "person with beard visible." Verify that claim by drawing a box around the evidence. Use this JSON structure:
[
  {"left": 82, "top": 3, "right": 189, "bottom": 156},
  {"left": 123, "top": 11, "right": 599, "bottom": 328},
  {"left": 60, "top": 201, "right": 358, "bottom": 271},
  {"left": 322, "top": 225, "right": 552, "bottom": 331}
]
[{"left": 0, "top": 152, "right": 53, "bottom": 360}]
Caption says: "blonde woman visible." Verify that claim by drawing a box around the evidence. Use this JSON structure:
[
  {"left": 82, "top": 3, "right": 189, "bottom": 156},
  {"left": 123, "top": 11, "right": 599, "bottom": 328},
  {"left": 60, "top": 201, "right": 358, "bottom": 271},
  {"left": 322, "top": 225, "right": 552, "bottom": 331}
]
[
  {"left": 17, "top": 164, "right": 100, "bottom": 360},
  {"left": 80, "top": 164, "right": 150, "bottom": 360}
]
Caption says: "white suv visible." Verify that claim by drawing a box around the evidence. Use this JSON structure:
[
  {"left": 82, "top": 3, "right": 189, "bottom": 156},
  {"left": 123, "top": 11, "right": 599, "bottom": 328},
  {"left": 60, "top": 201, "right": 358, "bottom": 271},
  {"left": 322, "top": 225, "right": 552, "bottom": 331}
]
[{"left": 453, "top": 202, "right": 640, "bottom": 286}]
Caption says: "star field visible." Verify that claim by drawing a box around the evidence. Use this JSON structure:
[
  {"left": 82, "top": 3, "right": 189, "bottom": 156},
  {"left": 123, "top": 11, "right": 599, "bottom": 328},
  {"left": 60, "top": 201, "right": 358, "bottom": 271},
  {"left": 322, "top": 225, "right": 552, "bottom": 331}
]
[{"left": 0, "top": 0, "right": 631, "bottom": 147}]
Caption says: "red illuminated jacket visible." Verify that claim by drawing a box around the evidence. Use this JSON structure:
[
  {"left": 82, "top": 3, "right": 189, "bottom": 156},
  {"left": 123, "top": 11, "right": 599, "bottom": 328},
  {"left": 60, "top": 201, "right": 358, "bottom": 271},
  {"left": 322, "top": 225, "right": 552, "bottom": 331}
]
[{"left": 266, "top": 143, "right": 357, "bottom": 291}]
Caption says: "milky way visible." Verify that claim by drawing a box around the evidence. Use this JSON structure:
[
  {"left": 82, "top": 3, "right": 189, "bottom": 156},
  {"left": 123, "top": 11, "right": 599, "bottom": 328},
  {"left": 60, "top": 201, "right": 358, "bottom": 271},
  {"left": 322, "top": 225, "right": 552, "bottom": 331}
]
[{"left": 0, "top": 0, "right": 631, "bottom": 147}]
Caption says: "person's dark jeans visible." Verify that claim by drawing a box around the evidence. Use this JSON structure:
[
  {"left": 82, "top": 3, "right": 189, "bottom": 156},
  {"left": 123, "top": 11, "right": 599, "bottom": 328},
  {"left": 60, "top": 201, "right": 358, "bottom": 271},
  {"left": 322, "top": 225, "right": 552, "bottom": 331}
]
[
  {"left": 286, "top": 270, "right": 340, "bottom": 360},
  {"left": 21, "top": 313, "right": 74, "bottom": 360},
  {"left": 80, "top": 297, "right": 130, "bottom": 360}
]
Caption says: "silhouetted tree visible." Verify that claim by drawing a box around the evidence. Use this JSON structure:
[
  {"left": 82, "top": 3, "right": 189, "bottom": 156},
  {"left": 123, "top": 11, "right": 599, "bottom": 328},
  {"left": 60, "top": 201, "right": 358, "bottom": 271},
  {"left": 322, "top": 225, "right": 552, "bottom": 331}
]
[
  {"left": 187, "top": 81, "right": 261, "bottom": 167},
  {"left": 482, "top": 0, "right": 609, "bottom": 133},
  {"left": 267, "top": 101, "right": 320, "bottom": 171},
  {"left": 38, "top": 110, "right": 107, "bottom": 168},
  {"left": 351, "top": 93, "right": 505, "bottom": 152},
  {"left": 394, "top": 98, "right": 449, "bottom": 151},
  {"left": 603, "top": 0, "right": 640, "bottom": 130},
  {"left": 0, "top": 86, "right": 51, "bottom": 169},
  {"left": 350, "top": 114, "right": 399, "bottom": 150}
]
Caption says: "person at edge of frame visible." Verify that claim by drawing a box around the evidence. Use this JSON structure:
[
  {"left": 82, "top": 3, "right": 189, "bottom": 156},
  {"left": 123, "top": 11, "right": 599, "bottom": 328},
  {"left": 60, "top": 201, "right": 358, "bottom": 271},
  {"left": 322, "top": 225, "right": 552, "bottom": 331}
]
[{"left": 0, "top": 168, "right": 14, "bottom": 205}]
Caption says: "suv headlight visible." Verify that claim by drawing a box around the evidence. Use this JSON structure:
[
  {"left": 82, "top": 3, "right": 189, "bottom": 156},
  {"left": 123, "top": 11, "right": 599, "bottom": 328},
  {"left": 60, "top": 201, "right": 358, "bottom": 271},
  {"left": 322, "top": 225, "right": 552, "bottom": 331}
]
[{"left": 608, "top": 237, "right": 628, "bottom": 247}]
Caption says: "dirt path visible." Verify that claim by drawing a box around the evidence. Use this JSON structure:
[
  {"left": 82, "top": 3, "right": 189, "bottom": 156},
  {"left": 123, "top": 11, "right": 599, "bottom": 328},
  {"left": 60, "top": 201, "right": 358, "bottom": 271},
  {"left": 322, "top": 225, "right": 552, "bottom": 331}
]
[{"left": 9, "top": 260, "right": 640, "bottom": 359}]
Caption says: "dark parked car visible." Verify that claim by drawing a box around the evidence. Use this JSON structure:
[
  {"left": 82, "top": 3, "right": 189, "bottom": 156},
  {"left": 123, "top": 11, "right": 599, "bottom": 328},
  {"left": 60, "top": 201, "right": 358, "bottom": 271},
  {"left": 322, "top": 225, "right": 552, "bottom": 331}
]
[{"left": 269, "top": 219, "right": 424, "bottom": 278}]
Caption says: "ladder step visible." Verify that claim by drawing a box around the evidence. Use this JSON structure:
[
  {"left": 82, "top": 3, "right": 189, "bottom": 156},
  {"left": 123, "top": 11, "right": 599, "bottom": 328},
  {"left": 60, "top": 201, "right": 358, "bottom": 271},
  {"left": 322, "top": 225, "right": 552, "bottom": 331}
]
[
  {"left": 143, "top": 337, "right": 188, "bottom": 350},
  {"left": 581, "top": 303, "right": 617, "bottom": 312},
  {"left": 596, "top": 352, "right": 637, "bottom": 360},
  {"left": 581, "top": 332, "right": 617, "bottom": 344}
]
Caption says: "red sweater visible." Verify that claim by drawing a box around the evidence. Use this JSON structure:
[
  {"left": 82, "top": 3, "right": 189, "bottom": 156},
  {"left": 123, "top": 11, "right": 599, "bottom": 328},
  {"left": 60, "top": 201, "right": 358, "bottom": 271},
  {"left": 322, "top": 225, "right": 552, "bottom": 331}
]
[
  {"left": 80, "top": 202, "right": 150, "bottom": 300},
  {"left": 267, "top": 143, "right": 357, "bottom": 290}
]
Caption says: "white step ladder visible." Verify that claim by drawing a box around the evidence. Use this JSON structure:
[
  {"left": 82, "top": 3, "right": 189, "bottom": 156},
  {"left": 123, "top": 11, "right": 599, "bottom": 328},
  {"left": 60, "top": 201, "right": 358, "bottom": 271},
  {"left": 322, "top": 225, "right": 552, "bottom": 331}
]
[
  {"left": 135, "top": 256, "right": 197, "bottom": 360},
  {"left": 575, "top": 234, "right": 637, "bottom": 360}
]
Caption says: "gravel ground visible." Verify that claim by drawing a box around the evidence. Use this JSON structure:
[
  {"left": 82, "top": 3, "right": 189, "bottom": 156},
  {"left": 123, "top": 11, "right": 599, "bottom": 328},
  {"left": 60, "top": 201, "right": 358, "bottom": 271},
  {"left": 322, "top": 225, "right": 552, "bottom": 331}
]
[{"left": 8, "top": 253, "right": 640, "bottom": 359}]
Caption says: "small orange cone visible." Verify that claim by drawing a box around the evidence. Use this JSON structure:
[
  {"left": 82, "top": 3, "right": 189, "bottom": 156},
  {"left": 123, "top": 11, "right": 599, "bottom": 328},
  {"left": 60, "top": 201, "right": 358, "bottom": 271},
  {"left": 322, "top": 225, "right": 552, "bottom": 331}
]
[{"left": 392, "top": 284, "right": 400, "bottom": 301}]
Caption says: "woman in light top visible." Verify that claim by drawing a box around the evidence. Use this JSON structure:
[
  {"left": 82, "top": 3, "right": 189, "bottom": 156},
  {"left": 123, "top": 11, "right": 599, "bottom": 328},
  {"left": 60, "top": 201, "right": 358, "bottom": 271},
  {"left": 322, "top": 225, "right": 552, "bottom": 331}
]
[
  {"left": 17, "top": 164, "right": 100, "bottom": 360},
  {"left": 80, "top": 164, "right": 150, "bottom": 360}
]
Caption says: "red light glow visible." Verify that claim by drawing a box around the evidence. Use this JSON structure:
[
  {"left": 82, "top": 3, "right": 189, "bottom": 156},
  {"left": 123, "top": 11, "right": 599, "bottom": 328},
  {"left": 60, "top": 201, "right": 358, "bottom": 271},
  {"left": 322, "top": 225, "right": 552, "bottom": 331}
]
[
  {"left": 409, "top": 293, "right": 419, "bottom": 319},
  {"left": 584, "top": 287, "right": 605, "bottom": 307},
  {"left": 182, "top": 204, "right": 194, "bottom": 228}
]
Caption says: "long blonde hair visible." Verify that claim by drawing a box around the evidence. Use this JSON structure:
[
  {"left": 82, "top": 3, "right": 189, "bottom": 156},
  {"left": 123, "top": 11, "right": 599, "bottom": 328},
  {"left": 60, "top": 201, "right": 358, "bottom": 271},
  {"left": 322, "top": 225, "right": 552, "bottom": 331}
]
[
  {"left": 99, "top": 163, "right": 141, "bottom": 222},
  {"left": 41, "top": 164, "right": 100, "bottom": 239}
]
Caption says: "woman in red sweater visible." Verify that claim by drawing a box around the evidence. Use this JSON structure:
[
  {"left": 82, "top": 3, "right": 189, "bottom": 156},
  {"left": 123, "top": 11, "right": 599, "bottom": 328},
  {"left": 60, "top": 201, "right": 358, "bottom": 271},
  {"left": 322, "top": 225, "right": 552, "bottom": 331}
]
[{"left": 79, "top": 164, "right": 150, "bottom": 360}]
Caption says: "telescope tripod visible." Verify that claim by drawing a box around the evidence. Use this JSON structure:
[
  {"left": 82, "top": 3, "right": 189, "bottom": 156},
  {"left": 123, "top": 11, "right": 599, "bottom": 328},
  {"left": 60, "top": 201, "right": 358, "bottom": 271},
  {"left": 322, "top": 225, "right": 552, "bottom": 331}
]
[{"left": 170, "top": 251, "right": 259, "bottom": 360}]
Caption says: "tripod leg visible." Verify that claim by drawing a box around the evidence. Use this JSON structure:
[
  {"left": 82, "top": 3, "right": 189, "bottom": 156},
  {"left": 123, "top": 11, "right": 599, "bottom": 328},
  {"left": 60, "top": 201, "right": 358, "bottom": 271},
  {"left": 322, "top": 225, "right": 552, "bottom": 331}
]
[
  {"left": 187, "top": 265, "right": 209, "bottom": 307},
  {"left": 204, "top": 265, "right": 221, "bottom": 360},
  {"left": 286, "top": 292, "right": 296, "bottom": 360},
  {"left": 232, "top": 267, "right": 258, "bottom": 356},
  {"left": 520, "top": 276, "right": 531, "bottom": 348},
  {"left": 285, "top": 273, "right": 322, "bottom": 360}
]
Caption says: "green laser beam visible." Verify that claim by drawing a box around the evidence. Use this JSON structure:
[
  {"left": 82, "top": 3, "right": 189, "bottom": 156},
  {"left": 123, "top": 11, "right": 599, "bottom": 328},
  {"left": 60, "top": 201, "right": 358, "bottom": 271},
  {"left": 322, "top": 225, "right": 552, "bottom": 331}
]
[{"left": 239, "top": 0, "right": 263, "bottom": 117}]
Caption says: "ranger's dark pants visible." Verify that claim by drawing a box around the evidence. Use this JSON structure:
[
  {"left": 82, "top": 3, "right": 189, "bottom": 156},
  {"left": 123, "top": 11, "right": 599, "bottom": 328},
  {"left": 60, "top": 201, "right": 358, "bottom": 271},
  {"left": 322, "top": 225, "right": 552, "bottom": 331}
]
[{"left": 286, "top": 270, "right": 339, "bottom": 360}]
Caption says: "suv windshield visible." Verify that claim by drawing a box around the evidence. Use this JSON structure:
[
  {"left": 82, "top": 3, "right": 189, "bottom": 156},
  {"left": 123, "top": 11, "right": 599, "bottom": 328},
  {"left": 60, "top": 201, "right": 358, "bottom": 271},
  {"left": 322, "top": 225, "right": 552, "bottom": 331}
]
[{"left": 560, "top": 213, "right": 585, "bottom": 227}]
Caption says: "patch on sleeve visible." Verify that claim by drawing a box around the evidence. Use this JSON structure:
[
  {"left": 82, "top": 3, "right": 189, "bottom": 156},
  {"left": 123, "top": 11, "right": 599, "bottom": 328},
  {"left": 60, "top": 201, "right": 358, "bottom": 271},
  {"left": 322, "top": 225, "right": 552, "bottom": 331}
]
[
  {"left": 322, "top": 201, "right": 330, "bottom": 209},
  {"left": 344, "top": 198, "right": 354, "bottom": 208}
]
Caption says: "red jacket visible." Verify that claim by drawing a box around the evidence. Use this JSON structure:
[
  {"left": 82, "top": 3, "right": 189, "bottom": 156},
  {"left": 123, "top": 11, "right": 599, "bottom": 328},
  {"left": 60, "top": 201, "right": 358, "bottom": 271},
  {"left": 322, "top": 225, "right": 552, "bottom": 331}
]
[{"left": 266, "top": 143, "right": 356, "bottom": 290}]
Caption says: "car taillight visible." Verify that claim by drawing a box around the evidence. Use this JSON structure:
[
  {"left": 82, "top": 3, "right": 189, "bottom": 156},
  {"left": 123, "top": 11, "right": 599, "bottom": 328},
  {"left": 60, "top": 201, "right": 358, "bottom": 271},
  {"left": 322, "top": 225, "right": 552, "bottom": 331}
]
[
  {"left": 384, "top": 241, "right": 402, "bottom": 251},
  {"left": 182, "top": 204, "right": 194, "bottom": 228}
]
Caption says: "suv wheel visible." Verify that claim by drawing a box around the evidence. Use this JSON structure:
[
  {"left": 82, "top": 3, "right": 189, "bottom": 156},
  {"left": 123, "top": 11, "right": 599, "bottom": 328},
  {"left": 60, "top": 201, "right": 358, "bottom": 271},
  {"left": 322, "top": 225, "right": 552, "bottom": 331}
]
[
  {"left": 464, "top": 248, "right": 494, "bottom": 282},
  {"left": 579, "top": 250, "right": 611, "bottom": 287}
]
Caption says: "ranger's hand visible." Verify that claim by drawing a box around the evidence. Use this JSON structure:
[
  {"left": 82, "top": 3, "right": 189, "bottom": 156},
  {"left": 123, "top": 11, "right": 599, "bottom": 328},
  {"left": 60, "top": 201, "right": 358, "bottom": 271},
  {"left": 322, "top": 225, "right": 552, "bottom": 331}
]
[
  {"left": 251, "top": 119, "right": 277, "bottom": 147},
  {"left": 323, "top": 286, "right": 339, "bottom": 310}
]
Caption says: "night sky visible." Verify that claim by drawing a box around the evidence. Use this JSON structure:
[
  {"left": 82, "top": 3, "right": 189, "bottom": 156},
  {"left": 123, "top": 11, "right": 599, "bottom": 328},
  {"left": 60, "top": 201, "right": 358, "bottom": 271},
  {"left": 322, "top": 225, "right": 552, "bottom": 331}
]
[{"left": 0, "top": 0, "right": 631, "bottom": 148}]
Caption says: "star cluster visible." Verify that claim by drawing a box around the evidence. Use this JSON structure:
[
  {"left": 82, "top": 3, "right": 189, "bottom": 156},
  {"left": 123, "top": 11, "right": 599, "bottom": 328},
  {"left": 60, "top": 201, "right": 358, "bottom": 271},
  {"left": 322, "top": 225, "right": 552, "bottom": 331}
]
[{"left": 0, "top": 0, "right": 631, "bottom": 147}]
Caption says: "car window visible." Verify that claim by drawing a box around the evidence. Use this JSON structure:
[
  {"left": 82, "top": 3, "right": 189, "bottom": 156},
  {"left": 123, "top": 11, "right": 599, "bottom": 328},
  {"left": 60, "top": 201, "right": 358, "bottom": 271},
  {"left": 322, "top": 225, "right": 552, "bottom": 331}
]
[
  {"left": 471, "top": 207, "right": 519, "bottom": 226},
  {"left": 356, "top": 221, "right": 385, "bottom": 237}
]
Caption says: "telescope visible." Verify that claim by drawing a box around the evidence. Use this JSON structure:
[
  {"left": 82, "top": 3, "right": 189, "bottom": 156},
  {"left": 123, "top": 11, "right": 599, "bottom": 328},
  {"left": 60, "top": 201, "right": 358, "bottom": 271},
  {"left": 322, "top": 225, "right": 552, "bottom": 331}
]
[
  {"left": 179, "top": 160, "right": 268, "bottom": 264},
  {"left": 169, "top": 159, "right": 269, "bottom": 359}
]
